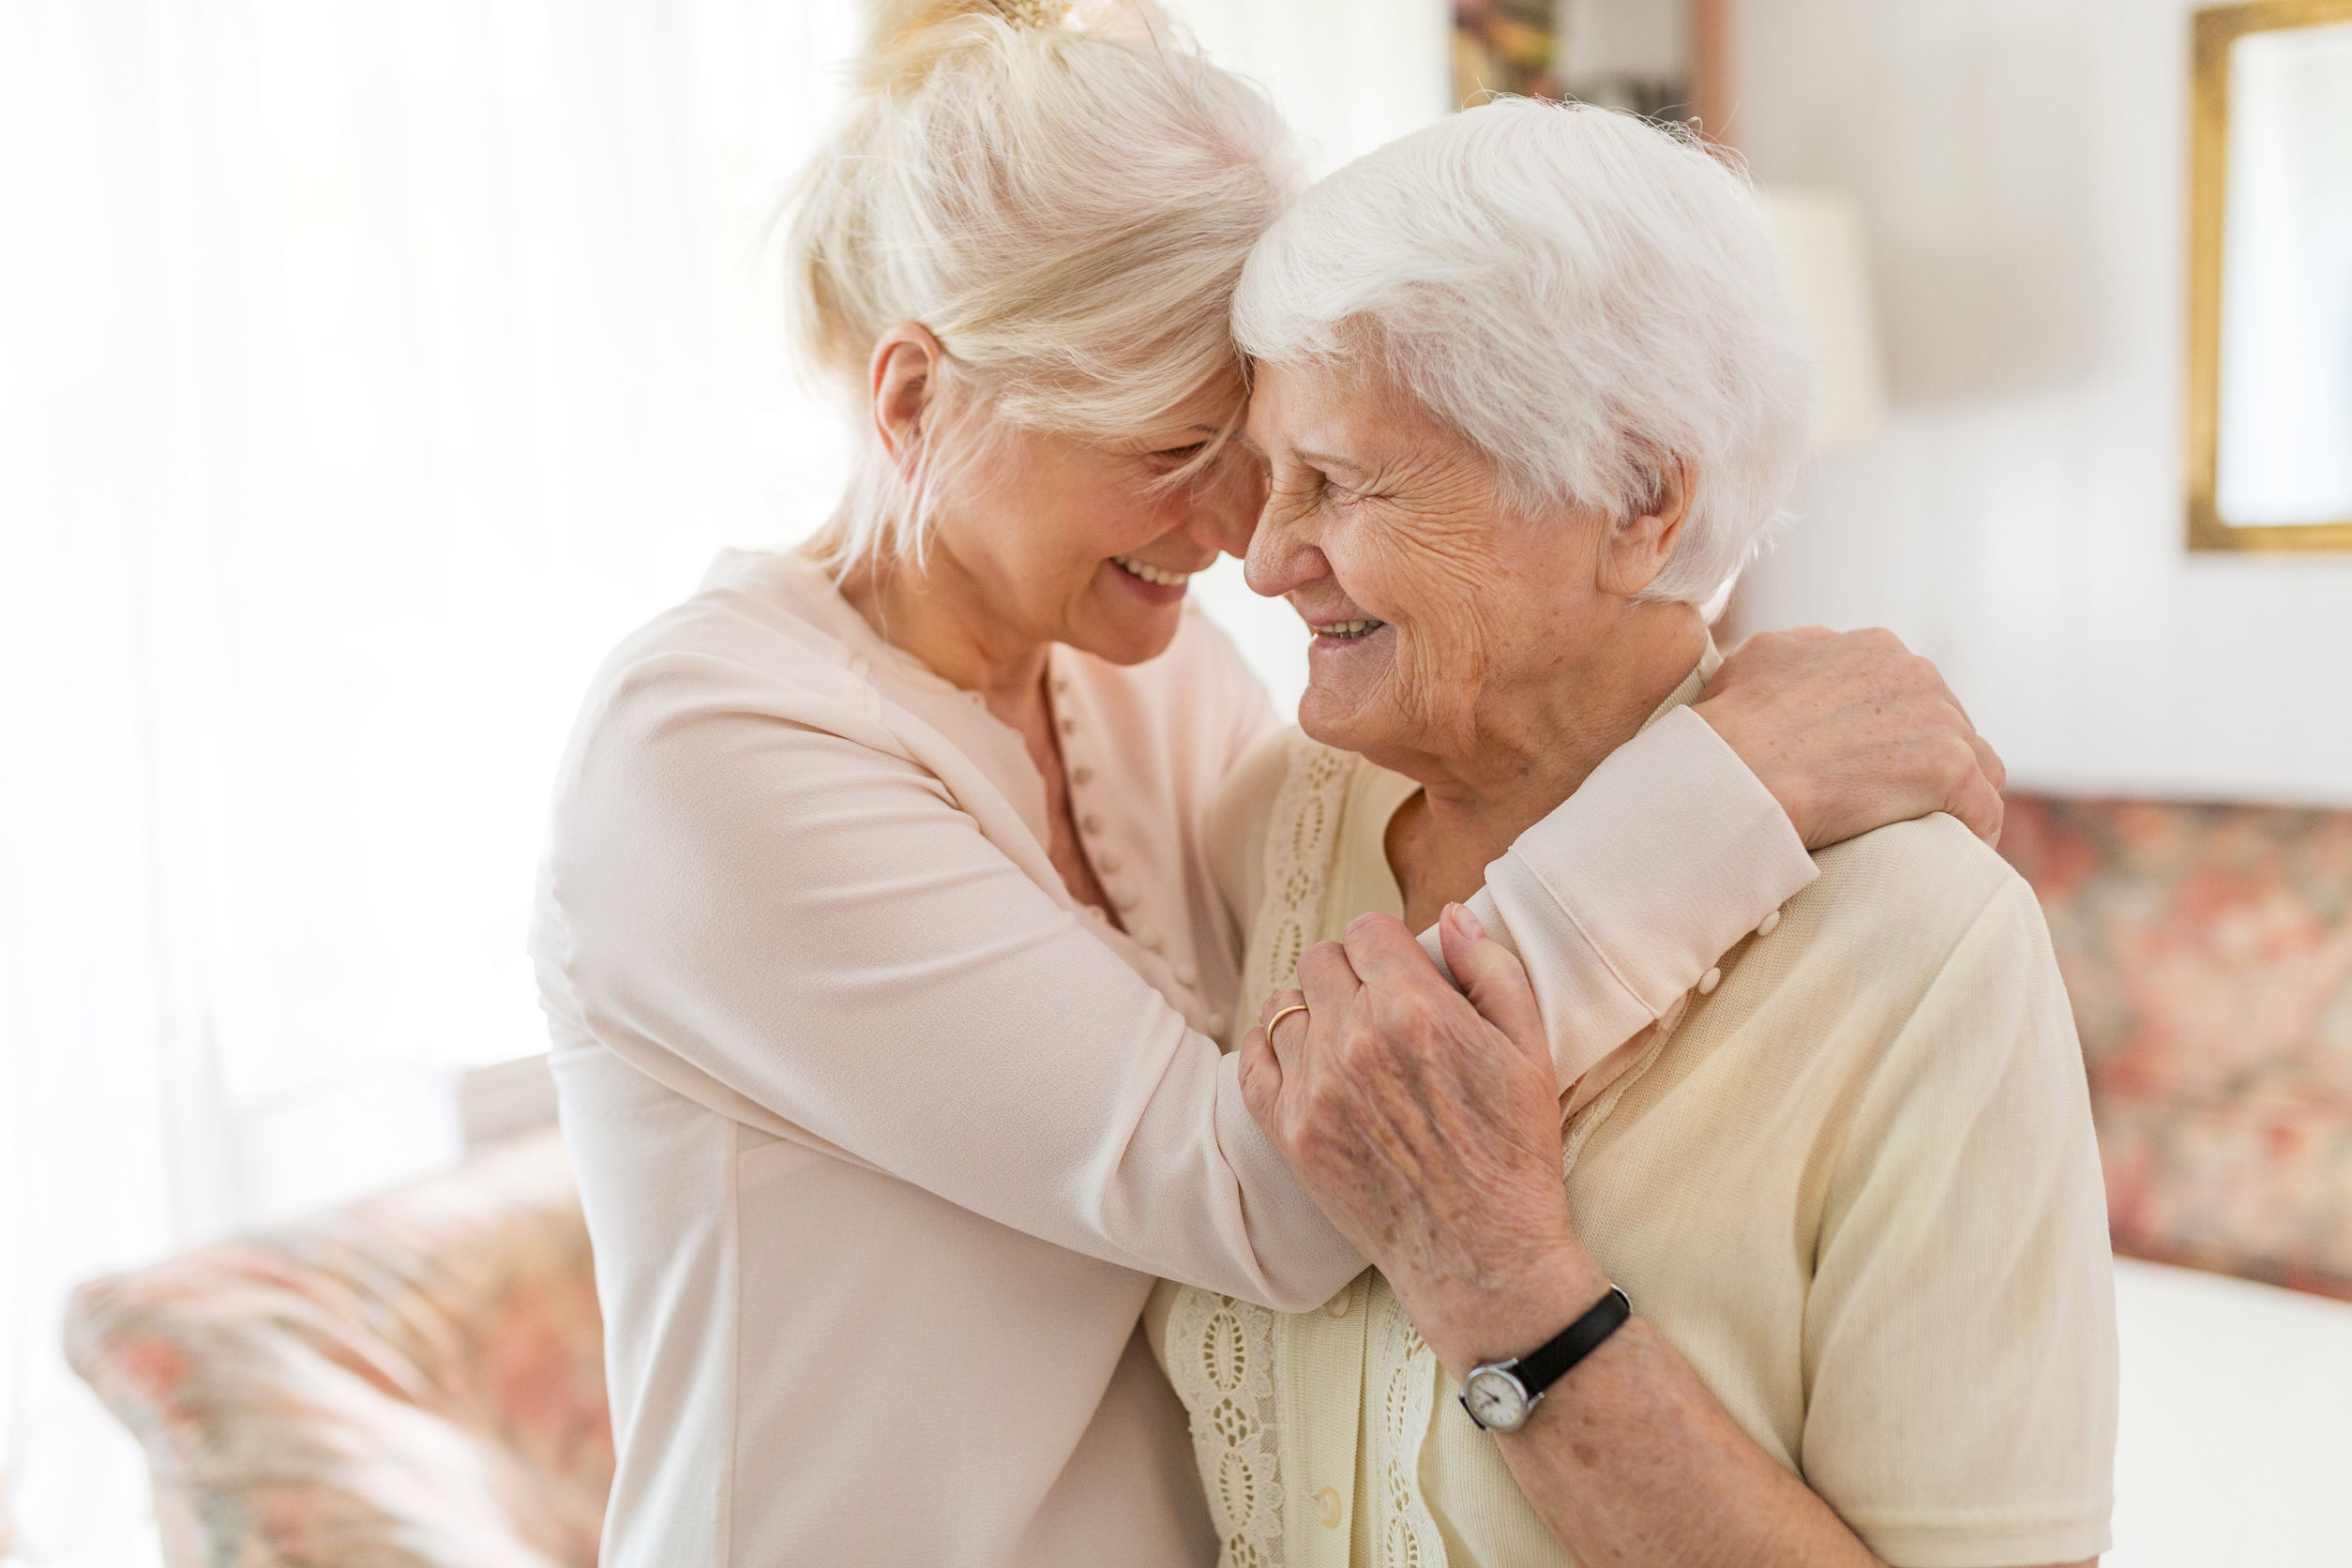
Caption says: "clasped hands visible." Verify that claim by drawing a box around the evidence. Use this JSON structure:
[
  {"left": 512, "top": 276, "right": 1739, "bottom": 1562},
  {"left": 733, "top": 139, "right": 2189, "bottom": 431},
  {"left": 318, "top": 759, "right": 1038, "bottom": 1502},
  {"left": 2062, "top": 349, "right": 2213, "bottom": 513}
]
[{"left": 1237, "top": 906, "right": 1612, "bottom": 1379}]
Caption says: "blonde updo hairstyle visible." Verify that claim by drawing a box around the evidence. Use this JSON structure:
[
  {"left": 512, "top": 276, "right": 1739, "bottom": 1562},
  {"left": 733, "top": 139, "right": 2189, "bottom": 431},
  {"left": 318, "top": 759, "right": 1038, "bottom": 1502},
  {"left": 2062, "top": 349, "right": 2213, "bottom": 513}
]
[{"left": 787, "top": 0, "right": 1296, "bottom": 572}]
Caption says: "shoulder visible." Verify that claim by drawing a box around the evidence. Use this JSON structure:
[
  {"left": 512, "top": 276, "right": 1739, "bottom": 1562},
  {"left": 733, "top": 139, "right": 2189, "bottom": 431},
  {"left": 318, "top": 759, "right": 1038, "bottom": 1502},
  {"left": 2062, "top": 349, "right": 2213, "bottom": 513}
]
[
  {"left": 551, "top": 556, "right": 921, "bottom": 834},
  {"left": 1761, "top": 815, "right": 2086, "bottom": 1172},
  {"left": 1722, "top": 813, "right": 2074, "bottom": 1128},
  {"left": 1799, "top": 812, "right": 2042, "bottom": 976},
  {"left": 579, "top": 551, "right": 898, "bottom": 742}
]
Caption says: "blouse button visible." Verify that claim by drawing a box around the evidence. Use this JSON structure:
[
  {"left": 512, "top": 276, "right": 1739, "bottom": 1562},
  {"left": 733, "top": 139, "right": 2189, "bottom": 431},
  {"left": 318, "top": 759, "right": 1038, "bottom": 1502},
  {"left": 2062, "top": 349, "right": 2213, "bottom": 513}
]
[
  {"left": 1756, "top": 908, "right": 1782, "bottom": 936},
  {"left": 1697, "top": 966, "right": 1722, "bottom": 995},
  {"left": 1072, "top": 764, "right": 1094, "bottom": 786},
  {"left": 1207, "top": 1013, "right": 1229, "bottom": 1037},
  {"left": 1314, "top": 1487, "right": 1343, "bottom": 1529},
  {"left": 1081, "top": 812, "right": 1104, "bottom": 835},
  {"left": 1114, "top": 889, "right": 1139, "bottom": 912},
  {"left": 1060, "top": 716, "right": 1078, "bottom": 735},
  {"left": 1097, "top": 852, "right": 1123, "bottom": 874},
  {"left": 1138, "top": 928, "right": 1163, "bottom": 952},
  {"left": 1174, "top": 961, "right": 1199, "bottom": 987}
]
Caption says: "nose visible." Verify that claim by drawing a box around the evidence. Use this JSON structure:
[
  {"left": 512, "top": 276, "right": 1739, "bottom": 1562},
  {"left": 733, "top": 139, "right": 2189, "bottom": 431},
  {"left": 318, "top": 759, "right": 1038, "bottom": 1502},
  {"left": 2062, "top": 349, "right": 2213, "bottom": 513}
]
[{"left": 1244, "top": 495, "right": 1327, "bottom": 601}]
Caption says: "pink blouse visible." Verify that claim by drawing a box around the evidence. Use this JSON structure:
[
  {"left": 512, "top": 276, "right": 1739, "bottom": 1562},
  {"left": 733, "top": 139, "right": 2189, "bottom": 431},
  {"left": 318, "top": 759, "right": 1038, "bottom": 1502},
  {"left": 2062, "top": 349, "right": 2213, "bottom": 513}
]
[{"left": 530, "top": 550, "right": 1814, "bottom": 1568}]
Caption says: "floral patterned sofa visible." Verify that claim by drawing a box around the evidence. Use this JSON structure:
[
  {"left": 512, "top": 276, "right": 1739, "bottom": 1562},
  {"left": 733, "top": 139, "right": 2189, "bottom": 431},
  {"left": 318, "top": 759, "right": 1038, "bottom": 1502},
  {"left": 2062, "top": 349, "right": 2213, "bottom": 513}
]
[
  {"left": 63, "top": 797, "right": 2352, "bottom": 1563},
  {"left": 2001, "top": 793, "right": 2352, "bottom": 1303},
  {"left": 63, "top": 1129, "right": 610, "bottom": 1568}
]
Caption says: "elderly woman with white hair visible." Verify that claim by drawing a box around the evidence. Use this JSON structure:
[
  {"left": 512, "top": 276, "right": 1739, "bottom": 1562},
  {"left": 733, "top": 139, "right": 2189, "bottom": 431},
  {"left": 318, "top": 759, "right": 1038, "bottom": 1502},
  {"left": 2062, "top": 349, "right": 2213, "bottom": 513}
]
[
  {"left": 535, "top": 4, "right": 2017, "bottom": 1564},
  {"left": 1149, "top": 101, "right": 2116, "bottom": 1568}
]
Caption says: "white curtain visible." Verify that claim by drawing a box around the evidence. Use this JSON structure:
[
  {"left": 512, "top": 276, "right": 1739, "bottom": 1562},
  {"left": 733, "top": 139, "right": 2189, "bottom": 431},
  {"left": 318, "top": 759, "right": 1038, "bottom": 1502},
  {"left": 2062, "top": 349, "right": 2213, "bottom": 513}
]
[{"left": 0, "top": 0, "right": 1440, "bottom": 1560}]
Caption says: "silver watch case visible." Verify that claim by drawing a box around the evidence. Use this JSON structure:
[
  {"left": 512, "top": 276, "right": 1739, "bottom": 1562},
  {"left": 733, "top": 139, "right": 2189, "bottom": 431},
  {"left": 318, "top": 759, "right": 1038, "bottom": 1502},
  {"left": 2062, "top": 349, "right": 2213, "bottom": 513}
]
[{"left": 1460, "top": 1360, "right": 1538, "bottom": 1432}]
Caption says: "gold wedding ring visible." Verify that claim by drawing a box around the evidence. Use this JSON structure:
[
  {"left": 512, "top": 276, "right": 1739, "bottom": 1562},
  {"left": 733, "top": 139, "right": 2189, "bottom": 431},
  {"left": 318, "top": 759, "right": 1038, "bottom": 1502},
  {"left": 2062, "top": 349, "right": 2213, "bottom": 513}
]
[{"left": 1265, "top": 1002, "right": 1310, "bottom": 1044}]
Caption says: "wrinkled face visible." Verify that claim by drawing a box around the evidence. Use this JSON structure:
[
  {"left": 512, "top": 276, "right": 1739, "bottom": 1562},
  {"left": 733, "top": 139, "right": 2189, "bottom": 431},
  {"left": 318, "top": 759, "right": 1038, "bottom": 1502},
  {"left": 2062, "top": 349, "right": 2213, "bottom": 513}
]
[
  {"left": 928, "top": 370, "right": 1266, "bottom": 667},
  {"left": 1244, "top": 356, "right": 1617, "bottom": 765}
]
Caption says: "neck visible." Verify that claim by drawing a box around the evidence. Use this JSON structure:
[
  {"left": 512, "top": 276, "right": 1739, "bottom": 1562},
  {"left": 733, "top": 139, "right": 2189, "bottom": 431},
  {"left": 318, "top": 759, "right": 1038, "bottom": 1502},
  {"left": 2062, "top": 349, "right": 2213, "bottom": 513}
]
[
  {"left": 832, "top": 546, "right": 1051, "bottom": 721},
  {"left": 1386, "top": 602, "right": 1709, "bottom": 927}
]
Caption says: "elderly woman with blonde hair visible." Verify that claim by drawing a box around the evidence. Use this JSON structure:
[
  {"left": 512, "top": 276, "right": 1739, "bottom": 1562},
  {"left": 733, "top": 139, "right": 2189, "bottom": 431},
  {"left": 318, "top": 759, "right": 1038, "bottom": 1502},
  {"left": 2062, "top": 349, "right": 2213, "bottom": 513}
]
[
  {"left": 1151, "top": 101, "right": 2116, "bottom": 1568},
  {"left": 534, "top": 4, "right": 2014, "bottom": 1564}
]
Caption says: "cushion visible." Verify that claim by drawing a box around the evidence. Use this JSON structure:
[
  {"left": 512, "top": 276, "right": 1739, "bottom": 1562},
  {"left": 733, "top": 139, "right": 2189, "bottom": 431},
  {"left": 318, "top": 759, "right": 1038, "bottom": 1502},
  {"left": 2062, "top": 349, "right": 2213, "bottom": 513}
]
[{"left": 64, "top": 1130, "right": 611, "bottom": 1567}]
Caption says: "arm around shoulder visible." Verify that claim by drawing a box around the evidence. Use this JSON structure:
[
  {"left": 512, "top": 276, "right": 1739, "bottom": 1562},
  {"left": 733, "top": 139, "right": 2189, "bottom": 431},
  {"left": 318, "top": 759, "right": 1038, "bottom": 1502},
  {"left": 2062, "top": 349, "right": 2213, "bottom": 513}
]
[
  {"left": 1441, "top": 704, "right": 1820, "bottom": 1091},
  {"left": 541, "top": 649, "right": 1362, "bottom": 1309}
]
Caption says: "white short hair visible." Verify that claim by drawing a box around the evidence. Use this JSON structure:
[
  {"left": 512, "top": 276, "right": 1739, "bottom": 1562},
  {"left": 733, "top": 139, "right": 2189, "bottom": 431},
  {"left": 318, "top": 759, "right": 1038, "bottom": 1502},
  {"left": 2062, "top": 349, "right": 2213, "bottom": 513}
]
[
  {"left": 1231, "top": 99, "right": 1815, "bottom": 604},
  {"left": 784, "top": 0, "right": 1296, "bottom": 571}
]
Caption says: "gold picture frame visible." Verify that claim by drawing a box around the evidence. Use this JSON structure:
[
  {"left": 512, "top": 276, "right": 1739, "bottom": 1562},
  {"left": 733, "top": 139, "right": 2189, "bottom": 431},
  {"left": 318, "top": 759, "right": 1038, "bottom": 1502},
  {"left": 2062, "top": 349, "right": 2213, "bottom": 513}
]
[{"left": 2187, "top": 0, "right": 2352, "bottom": 551}]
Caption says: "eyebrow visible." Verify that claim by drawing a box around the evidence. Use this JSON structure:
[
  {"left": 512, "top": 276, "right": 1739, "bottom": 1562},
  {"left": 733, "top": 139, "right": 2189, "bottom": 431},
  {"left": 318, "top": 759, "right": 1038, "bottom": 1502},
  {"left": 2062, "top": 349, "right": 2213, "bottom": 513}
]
[{"left": 1291, "top": 446, "right": 1373, "bottom": 479}]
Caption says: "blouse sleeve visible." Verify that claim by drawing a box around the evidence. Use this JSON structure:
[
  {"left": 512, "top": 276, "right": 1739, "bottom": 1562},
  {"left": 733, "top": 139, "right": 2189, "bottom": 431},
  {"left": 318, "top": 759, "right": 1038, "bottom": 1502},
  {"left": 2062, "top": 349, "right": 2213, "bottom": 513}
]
[
  {"left": 1420, "top": 705, "right": 1820, "bottom": 1091},
  {"left": 1798, "top": 873, "right": 2118, "bottom": 1566},
  {"left": 539, "top": 649, "right": 1364, "bottom": 1313}
]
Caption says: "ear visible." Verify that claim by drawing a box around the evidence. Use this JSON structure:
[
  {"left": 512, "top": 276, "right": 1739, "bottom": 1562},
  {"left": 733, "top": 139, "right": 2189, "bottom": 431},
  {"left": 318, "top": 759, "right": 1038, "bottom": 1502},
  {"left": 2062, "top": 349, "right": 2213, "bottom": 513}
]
[
  {"left": 868, "top": 323, "right": 947, "bottom": 467},
  {"left": 1596, "top": 455, "right": 1694, "bottom": 597}
]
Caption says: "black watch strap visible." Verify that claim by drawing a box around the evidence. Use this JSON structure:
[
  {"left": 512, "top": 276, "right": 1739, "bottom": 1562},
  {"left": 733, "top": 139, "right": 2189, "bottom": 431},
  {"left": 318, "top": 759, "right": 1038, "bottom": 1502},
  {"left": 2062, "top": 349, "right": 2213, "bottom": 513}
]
[{"left": 1513, "top": 1284, "right": 1632, "bottom": 1400}]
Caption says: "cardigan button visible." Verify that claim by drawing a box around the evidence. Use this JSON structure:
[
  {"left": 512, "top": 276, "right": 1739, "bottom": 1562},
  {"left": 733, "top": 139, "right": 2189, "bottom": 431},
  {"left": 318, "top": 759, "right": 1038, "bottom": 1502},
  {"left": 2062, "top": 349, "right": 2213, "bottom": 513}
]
[
  {"left": 1756, "top": 908, "right": 1782, "bottom": 936},
  {"left": 1697, "top": 966, "right": 1722, "bottom": 995},
  {"left": 1314, "top": 1487, "right": 1343, "bottom": 1529},
  {"left": 1322, "top": 1288, "right": 1351, "bottom": 1319}
]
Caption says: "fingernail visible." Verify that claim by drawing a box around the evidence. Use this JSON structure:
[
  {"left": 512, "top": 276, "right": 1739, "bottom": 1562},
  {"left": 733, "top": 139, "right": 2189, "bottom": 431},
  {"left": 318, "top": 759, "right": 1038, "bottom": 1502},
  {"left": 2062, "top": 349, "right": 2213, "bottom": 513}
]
[{"left": 1446, "top": 902, "right": 1486, "bottom": 941}]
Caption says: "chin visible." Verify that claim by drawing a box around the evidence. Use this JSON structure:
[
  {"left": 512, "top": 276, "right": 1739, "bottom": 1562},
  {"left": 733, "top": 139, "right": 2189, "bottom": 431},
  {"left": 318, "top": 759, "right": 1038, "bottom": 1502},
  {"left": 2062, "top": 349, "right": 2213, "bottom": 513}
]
[
  {"left": 1294, "top": 681, "right": 1374, "bottom": 751},
  {"left": 1069, "top": 606, "right": 1185, "bottom": 667}
]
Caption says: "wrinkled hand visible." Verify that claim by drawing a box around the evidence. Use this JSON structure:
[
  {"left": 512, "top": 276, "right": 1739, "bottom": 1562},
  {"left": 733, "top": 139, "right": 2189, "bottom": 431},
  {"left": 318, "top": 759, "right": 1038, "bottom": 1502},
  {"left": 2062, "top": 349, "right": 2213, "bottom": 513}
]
[
  {"left": 1694, "top": 626, "right": 2007, "bottom": 851},
  {"left": 1239, "top": 907, "right": 1607, "bottom": 1374}
]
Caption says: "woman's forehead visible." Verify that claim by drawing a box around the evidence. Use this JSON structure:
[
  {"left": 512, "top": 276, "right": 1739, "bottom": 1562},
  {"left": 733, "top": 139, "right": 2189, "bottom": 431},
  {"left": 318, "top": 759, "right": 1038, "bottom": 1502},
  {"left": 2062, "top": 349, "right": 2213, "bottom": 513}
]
[{"left": 1246, "top": 357, "right": 1440, "bottom": 455}]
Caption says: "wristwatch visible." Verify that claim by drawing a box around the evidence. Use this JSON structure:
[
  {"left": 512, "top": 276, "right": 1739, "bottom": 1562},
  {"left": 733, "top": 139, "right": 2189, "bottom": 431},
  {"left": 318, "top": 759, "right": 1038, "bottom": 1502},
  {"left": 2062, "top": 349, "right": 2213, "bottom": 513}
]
[{"left": 1458, "top": 1284, "right": 1632, "bottom": 1433}]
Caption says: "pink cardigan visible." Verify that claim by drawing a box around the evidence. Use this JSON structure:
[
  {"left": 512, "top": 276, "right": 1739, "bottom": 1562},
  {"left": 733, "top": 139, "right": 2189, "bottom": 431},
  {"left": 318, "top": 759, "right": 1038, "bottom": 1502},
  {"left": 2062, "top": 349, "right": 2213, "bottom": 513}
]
[{"left": 531, "top": 550, "right": 1813, "bottom": 1567}]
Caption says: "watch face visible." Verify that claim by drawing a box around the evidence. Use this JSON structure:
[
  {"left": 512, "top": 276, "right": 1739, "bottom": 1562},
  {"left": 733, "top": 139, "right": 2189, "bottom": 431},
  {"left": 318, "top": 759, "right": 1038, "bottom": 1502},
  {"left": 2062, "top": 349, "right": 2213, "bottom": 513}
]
[{"left": 1463, "top": 1367, "right": 1530, "bottom": 1432}]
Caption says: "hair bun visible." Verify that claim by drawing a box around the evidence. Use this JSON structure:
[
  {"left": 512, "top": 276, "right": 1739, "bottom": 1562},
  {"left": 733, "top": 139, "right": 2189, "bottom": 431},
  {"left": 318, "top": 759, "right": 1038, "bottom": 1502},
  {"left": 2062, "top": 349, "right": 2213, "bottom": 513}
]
[
  {"left": 855, "top": 0, "right": 1075, "bottom": 91},
  {"left": 987, "top": 0, "right": 1072, "bottom": 24}
]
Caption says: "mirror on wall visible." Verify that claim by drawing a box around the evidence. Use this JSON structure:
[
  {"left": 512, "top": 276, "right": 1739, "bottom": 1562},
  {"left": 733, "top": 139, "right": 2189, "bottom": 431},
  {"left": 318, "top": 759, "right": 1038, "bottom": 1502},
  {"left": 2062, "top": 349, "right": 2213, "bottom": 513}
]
[{"left": 2189, "top": 0, "right": 2352, "bottom": 550}]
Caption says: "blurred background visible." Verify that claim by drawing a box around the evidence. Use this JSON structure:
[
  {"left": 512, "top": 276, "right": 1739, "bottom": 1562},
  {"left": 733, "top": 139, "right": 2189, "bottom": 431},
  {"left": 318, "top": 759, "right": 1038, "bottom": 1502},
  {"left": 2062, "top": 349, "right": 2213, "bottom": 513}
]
[{"left": 3, "top": 0, "right": 2347, "bottom": 1564}]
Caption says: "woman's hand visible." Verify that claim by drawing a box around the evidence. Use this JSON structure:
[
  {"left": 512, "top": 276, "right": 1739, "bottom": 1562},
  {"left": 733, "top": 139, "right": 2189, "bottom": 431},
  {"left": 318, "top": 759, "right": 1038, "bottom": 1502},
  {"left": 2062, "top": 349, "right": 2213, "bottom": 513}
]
[
  {"left": 1240, "top": 906, "right": 1901, "bottom": 1568},
  {"left": 1237, "top": 904, "right": 1606, "bottom": 1375},
  {"left": 1694, "top": 626, "right": 2008, "bottom": 851}
]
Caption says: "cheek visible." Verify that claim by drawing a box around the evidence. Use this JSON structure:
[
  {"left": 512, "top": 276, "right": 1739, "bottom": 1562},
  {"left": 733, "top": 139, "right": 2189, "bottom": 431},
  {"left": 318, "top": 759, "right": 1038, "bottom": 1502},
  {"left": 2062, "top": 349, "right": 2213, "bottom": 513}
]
[
  {"left": 1334, "top": 517, "right": 1498, "bottom": 655},
  {"left": 1068, "top": 474, "right": 1188, "bottom": 558}
]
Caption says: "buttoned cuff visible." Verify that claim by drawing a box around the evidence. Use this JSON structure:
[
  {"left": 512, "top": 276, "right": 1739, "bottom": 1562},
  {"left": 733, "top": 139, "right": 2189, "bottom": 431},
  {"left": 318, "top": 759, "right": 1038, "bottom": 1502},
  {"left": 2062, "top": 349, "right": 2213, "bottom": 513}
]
[{"left": 1417, "top": 705, "right": 1817, "bottom": 1093}]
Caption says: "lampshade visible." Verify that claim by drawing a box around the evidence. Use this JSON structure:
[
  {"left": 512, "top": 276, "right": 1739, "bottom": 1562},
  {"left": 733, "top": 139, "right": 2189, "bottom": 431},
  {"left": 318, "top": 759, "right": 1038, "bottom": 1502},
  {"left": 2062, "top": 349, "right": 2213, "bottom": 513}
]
[{"left": 1755, "top": 188, "right": 1889, "bottom": 452}]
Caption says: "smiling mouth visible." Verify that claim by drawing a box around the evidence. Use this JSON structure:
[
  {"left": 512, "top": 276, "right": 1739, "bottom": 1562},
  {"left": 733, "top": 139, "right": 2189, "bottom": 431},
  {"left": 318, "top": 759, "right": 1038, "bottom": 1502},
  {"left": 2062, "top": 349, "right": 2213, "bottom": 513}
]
[
  {"left": 1311, "top": 618, "right": 1387, "bottom": 641},
  {"left": 1111, "top": 554, "right": 1192, "bottom": 589}
]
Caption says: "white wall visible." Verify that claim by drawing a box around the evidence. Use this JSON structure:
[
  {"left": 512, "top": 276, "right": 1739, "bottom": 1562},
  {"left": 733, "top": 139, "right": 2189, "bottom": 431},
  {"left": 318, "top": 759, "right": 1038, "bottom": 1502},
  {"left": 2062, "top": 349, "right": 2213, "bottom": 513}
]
[
  {"left": 1175, "top": 0, "right": 1453, "bottom": 175},
  {"left": 1735, "top": 0, "right": 2352, "bottom": 807}
]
